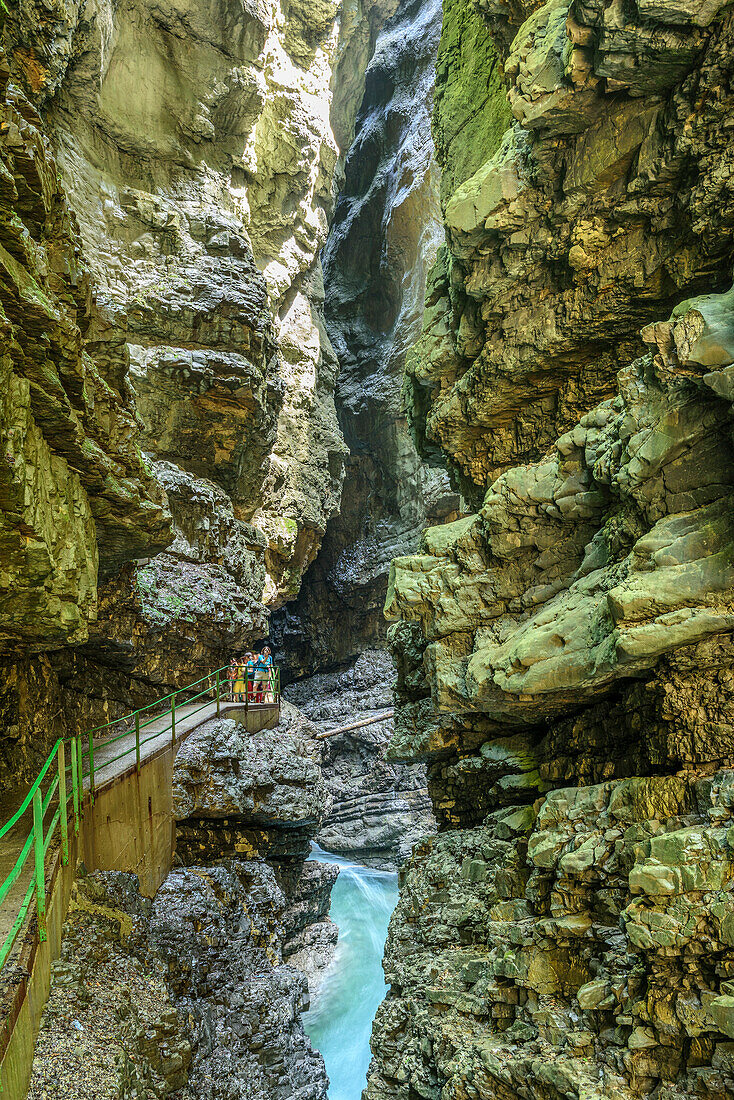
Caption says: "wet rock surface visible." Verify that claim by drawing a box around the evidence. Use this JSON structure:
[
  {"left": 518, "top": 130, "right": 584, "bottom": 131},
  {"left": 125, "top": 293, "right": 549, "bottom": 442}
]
[
  {"left": 151, "top": 859, "right": 330, "bottom": 1100},
  {"left": 285, "top": 651, "right": 435, "bottom": 869},
  {"left": 270, "top": 0, "right": 458, "bottom": 680}
]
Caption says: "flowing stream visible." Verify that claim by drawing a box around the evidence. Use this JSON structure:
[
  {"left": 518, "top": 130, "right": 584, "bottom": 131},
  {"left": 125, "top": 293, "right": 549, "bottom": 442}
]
[{"left": 304, "top": 846, "right": 398, "bottom": 1100}]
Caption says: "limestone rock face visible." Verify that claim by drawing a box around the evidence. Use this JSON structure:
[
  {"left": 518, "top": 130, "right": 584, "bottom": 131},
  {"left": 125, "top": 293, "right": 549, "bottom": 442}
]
[
  {"left": 285, "top": 650, "right": 435, "bottom": 868},
  {"left": 368, "top": 3, "right": 734, "bottom": 1098},
  {"left": 373, "top": 307, "right": 734, "bottom": 1100},
  {"left": 164, "top": 711, "right": 336, "bottom": 1096},
  {"left": 405, "top": 0, "right": 734, "bottom": 501},
  {"left": 6, "top": 0, "right": 350, "bottom": 610},
  {"left": 28, "top": 871, "right": 193, "bottom": 1100},
  {"left": 0, "top": 0, "right": 404, "bottom": 770},
  {"left": 367, "top": 772, "right": 734, "bottom": 1100},
  {"left": 387, "top": 324, "right": 734, "bottom": 732},
  {"left": 0, "top": 53, "right": 171, "bottom": 656}
]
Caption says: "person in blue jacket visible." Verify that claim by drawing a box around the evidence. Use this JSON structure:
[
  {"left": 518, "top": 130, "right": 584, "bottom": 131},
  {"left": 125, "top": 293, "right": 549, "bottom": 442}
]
[{"left": 254, "top": 646, "right": 273, "bottom": 703}]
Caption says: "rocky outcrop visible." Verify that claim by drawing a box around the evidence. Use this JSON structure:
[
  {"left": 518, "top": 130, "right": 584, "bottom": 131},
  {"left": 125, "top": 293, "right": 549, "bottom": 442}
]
[
  {"left": 28, "top": 871, "right": 192, "bottom": 1100},
  {"left": 405, "top": 0, "right": 734, "bottom": 502},
  {"left": 173, "top": 713, "right": 327, "bottom": 862},
  {"left": 31, "top": 709, "right": 338, "bottom": 1099},
  {"left": 166, "top": 712, "right": 338, "bottom": 1095},
  {"left": 151, "top": 858, "right": 331, "bottom": 1100},
  {"left": 367, "top": 3, "right": 734, "bottom": 1099},
  {"left": 367, "top": 770, "right": 734, "bottom": 1100},
  {"left": 371, "top": 302, "right": 734, "bottom": 1098},
  {"left": 285, "top": 650, "right": 435, "bottom": 868},
  {"left": 271, "top": 0, "right": 458, "bottom": 678}
]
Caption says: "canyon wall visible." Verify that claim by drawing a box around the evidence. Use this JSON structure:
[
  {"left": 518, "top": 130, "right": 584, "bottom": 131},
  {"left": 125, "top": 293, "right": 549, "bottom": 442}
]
[
  {"left": 368, "top": 2, "right": 734, "bottom": 1098},
  {"left": 0, "top": 0, "right": 397, "bottom": 775}
]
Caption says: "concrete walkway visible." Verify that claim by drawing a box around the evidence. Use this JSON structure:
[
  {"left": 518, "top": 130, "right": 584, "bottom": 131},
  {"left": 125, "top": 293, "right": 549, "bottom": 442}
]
[{"left": 0, "top": 697, "right": 278, "bottom": 960}]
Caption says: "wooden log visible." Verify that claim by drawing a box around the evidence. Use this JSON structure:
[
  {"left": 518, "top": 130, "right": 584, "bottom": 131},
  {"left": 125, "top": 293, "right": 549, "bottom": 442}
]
[{"left": 314, "top": 709, "right": 395, "bottom": 740}]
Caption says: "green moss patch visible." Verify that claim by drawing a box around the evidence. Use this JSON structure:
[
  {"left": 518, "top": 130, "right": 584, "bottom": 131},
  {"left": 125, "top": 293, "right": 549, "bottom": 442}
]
[{"left": 433, "top": 0, "right": 512, "bottom": 205}]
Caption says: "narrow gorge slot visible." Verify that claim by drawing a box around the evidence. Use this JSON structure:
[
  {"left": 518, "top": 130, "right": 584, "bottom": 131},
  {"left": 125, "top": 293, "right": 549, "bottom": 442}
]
[{"left": 3, "top": 0, "right": 734, "bottom": 1098}]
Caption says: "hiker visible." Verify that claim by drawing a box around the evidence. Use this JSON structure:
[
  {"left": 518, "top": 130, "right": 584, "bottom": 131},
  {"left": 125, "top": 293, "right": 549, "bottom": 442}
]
[
  {"left": 254, "top": 646, "right": 272, "bottom": 704},
  {"left": 233, "top": 656, "right": 247, "bottom": 703},
  {"left": 263, "top": 646, "right": 276, "bottom": 703},
  {"left": 227, "top": 658, "right": 238, "bottom": 701},
  {"left": 244, "top": 651, "right": 255, "bottom": 703}
]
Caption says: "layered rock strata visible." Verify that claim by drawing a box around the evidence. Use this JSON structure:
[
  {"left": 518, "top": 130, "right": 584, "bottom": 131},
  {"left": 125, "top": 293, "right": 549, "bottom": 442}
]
[
  {"left": 371, "top": 304, "right": 734, "bottom": 1100},
  {"left": 367, "top": 2, "right": 734, "bottom": 1098},
  {"left": 0, "top": 0, "right": 402, "bottom": 771},
  {"left": 405, "top": 0, "right": 734, "bottom": 502},
  {"left": 285, "top": 650, "right": 435, "bottom": 868}
]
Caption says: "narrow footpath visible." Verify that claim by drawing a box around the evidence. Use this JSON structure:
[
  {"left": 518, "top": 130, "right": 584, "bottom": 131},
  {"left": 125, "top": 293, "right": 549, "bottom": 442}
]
[{"left": 0, "top": 698, "right": 271, "bottom": 958}]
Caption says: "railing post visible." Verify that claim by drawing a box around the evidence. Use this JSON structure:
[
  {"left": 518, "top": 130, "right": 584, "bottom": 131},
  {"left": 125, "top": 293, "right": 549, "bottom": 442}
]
[
  {"left": 171, "top": 692, "right": 176, "bottom": 744},
  {"left": 135, "top": 711, "right": 140, "bottom": 774},
  {"left": 70, "top": 737, "right": 79, "bottom": 836},
  {"left": 88, "top": 730, "right": 95, "bottom": 802},
  {"left": 58, "top": 742, "right": 68, "bottom": 866},
  {"left": 32, "top": 789, "right": 46, "bottom": 942},
  {"left": 76, "top": 736, "right": 83, "bottom": 817},
  {"left": 216, "top": 670, "right": 220, "bottom": 717}
]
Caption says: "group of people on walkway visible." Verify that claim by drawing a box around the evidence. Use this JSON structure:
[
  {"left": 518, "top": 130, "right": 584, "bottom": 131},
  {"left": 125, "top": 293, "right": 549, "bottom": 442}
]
[{"left": 228, "top": 646, "right": 276, "bottom": 704}]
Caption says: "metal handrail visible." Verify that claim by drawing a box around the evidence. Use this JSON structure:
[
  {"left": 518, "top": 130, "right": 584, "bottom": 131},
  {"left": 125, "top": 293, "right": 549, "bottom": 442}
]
[{"left": 0, "top": 662, "right": 281, "bottom": 973}]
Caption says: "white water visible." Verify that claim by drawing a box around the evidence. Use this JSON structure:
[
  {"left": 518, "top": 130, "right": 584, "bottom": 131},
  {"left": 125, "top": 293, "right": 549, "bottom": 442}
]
[{"left": 304, "top": 846, "right": 398, "bottom": 1100}]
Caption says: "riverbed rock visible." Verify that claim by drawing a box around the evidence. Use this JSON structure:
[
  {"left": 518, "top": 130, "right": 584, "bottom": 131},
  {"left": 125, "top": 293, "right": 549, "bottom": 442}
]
[
  {"left": 151, "top": 859, "right": 329, "bottom": 1100},
  {"left": 285, "top": 650, "right": 435, "bottom": 869}
]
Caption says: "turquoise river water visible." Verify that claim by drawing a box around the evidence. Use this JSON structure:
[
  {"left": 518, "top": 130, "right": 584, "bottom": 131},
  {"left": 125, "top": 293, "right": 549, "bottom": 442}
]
[{"left": 303, "top": 846, "right": 398, "bottom": 1100}]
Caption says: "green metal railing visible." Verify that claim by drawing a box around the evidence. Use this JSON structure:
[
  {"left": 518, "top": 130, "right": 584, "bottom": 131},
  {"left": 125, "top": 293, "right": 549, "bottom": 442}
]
[{"left": 0, "top": 661, "right": 281, "bottom": 974}]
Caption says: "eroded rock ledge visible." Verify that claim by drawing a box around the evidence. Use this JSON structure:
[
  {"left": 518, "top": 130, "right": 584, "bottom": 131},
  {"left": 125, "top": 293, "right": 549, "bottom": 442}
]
[
  {"left": 370, "top": 301, "right": 734, "bottom": 1099},
  {"left": 285, "top": 650, "right": 435, "bottom": 869}
]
